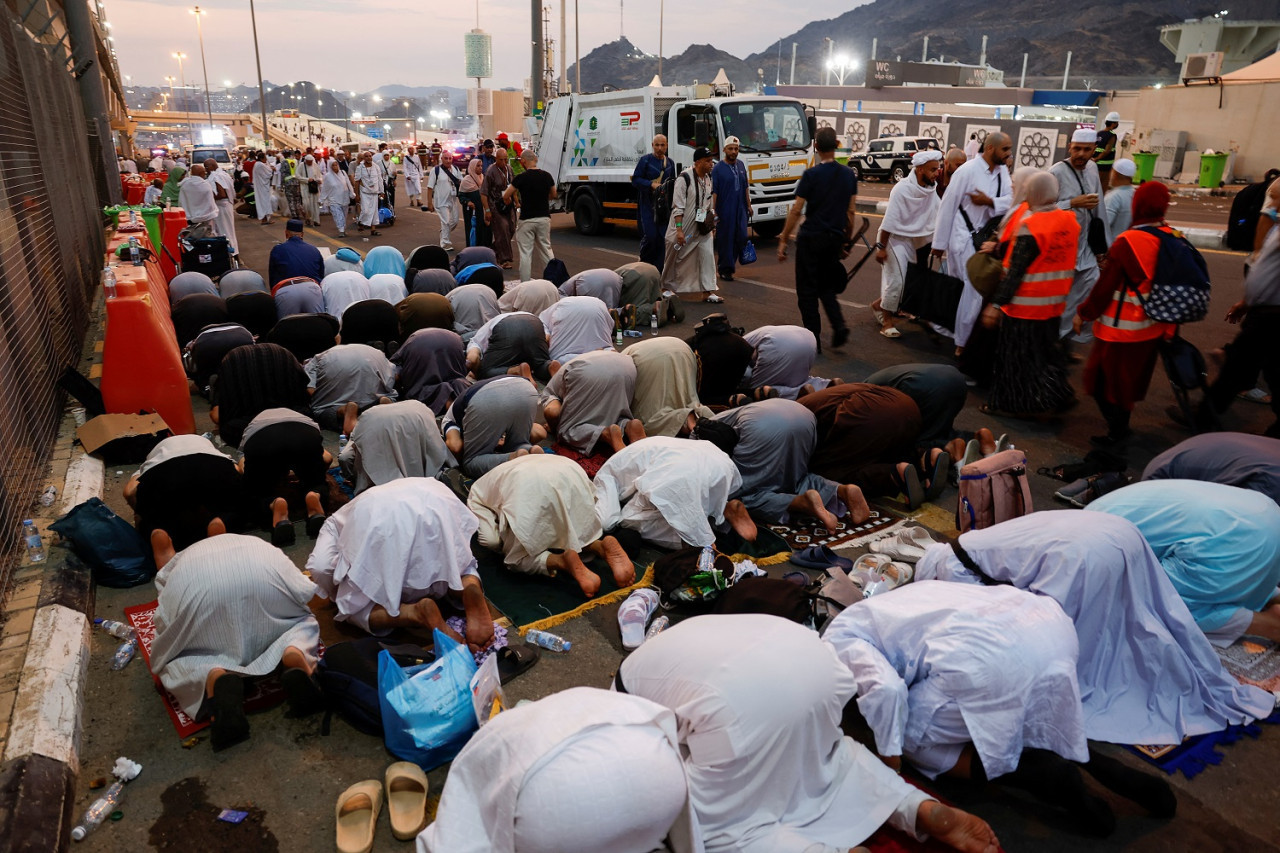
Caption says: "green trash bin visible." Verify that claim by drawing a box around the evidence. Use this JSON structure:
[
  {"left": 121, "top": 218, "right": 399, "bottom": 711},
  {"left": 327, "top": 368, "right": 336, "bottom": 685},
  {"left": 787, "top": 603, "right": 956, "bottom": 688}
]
[
  {"left": 1198, "top": 152, "right": 1228, "bottom": 189},
  {"left": 102, "top": 205, "right": 120, "bottom": 228},
  {"left": 140, "top": 206, "right": 164, "bottom": 254},
  {"left": 1132, "top": 152, "right": 1158, "bottom": 183}
]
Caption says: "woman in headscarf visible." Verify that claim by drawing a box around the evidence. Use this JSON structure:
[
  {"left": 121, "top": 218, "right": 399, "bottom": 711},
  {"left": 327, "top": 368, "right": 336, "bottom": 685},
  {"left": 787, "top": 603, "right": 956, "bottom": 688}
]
[
  {"left": 296, "top": 153, "right": 323, "bottom": 226},
  {"left": 497, "top": 278, "right": 560, "bottom": 315},
  {"left": 1073, "top": 181, "right": 1177, "bottom": 447},
  {"left": 625, "top": 337, "right": 713, "bottom": 437},
  {"left": 337, "top": 400, "right": 450, "bottom": 494},
  {"left": 393, "top": 327, "right": 471, "bottom": 416},
  {"left": 410, "top": 268, "right": 457, "bottom": 296},
  {"left": 283, "top": 156, "right": 306, "bottom": 222},
  {"left": 406, "top": 244, "right": 451, "bottom": 275},
  {"left": 452, "top": 245, "right": 498, "bottom": 275},
  {"left": 980, "top": 170, "right": 1080, "bottom": 417},
  {"left": 159, "top": 165, "right": 186, "bottom": 206},
  {"left": 319, "top": 160, "right": 354, "bottom": 237},
  {"left": 363, "top": 245, "right": 406, "bottom": 279},
  {"left": 395, "top": 292, "right": 455, "bottom": 338},
  {"left": 743, "top": 324, "right": 835, "bottom": 400},
  {"left": 366, "top": 272, "right": 408, "bottom": 305},
  {"left": 872, "top": 150, "right": 941, "bottom": 338},
  {"left": 448, "top": 282, "right": 502, "bottom": 342},
  {"left": 457, "top": 158, "right": 489, "bottom": 249}
]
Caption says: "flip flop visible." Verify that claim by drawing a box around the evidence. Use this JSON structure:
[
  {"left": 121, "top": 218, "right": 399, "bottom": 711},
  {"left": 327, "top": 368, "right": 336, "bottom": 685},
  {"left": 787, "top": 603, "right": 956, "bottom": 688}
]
[
  {"left": 924, "top": 451, "right": 949, "bottom": 502},
  {"left": 385, "top": 762, "right": 429, "bottom": 841},
  {"left": 705, "top": 293, "right": 725, "bottom": 303},
  {"left": 209, "top": 673, "right": 250, "bottom": 752},
  {"left": 781, "top": 570, "right": 811, "bottom": 586},
  {"left": 496, "top": 644, "right": 540, "bottom": 684},
  {"left": 619, "top": 588, "right": 661, "bottom": 651},
  {"left": 335, "top": 780, "right": 382, "bottom": 853},
  {"left": 281, "top": 667, "right": 325, "bottom": 718},
  {"left": 879, "top": 326, "right": 901, "bottom": 338},
  {"left": 790, "top": 544, "right": 853, "bottom": 571},
  {"left": 306, "top": 513, "right": 326, "bottom": 539},
  {"left": 895, "top": 465, "right": 925, "bottom": 510},
  {"left": 271, "top": 520, "right": 296, "bottom": 548},
  {"left": 870, "top": 532, "right": 927, "bottom": 564}
]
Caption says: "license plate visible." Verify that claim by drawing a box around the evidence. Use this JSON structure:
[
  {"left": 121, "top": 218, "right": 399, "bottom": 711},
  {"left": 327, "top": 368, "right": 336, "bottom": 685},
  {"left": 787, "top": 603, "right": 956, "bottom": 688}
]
[{"left": 774, "top": 204, "right": 790, "bottom": 216}]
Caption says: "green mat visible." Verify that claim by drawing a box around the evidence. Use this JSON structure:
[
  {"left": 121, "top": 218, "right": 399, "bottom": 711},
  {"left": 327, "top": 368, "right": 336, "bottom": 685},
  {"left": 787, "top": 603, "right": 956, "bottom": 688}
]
[{"left": 715, "top": 526, "right": 792, "bottom": 565}]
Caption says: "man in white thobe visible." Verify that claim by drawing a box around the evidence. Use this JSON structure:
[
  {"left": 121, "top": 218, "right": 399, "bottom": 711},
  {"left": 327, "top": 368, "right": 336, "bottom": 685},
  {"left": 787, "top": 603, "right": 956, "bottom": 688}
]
[
  {"left": 1051, "top": 128, "right": 1111, "bottom": 341},
  {"left": 295, "top": 153, "right": 323, "bottom": 226},
  {"left": 177, "top": 164, "right": 219, "bottom": 239},
  {"left": 403, "top": 147, "right": 424, "bottom": 207},
  {"left": 251, "top": 154, "right": 275, "bottom": 224},
  {"left": 352, "top": 151, "right": 383, "bottom": 234},
  {"left": 427, "top": 150, "right": 464, "bottom": 251},
  {"left": 873, "top": 150, "right": 941, "bottom": 337},
  {"left": 617, "top": 614, "right": 1001, "bottom": 853},
  {"left": 930, "top": 132, "right": 1013, "bottom": 353},
  {"left": 205, "top": 159, "right": 238, "bottom": 255}
]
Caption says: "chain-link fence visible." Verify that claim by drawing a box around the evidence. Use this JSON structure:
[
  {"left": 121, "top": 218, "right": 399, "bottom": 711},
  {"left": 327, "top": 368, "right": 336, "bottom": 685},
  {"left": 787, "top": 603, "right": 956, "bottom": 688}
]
[{"left": 0, "top": 9, "right": 104, "bottom": 607}]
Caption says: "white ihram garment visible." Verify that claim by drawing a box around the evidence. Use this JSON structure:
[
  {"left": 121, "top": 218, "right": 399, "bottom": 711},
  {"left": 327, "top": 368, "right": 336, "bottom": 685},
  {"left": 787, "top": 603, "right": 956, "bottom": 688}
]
[
  {"left": 878, "top": 169, "right": 939, "bottom": 313},
  {"left": 429, "top": 164, "right": 464, "bottom": 249}
]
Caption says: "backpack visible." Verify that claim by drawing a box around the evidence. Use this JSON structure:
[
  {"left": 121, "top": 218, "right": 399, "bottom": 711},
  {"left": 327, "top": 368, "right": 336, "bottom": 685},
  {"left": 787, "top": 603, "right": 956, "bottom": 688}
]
[
  {"left": 1129, "top": 225, "right": 1211, "bottom": 324},
  {"left": 316, "top": 638, "right": 435, "bottom": 737},
  {"left": 653, "top": 173, "right": 674, "bottom": 223},
  {"left": 653, "top": 546, "right": 732, "bottom": 610},
  {"left": 956, "top": 449, "right": 1033, "bottom": 533}
]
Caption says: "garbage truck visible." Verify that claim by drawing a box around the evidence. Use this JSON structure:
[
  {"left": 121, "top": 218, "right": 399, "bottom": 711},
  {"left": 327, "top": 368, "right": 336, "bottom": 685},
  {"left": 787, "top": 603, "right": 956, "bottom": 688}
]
[{"left": 534, "top": 86, "right": 814, "bottom": 238}]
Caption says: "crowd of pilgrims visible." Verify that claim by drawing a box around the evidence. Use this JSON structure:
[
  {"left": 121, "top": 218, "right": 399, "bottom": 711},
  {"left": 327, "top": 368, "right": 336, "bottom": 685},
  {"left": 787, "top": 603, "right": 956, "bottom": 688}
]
[{"left": 128, "top": 230, "right": 1280, "bottom": 853}]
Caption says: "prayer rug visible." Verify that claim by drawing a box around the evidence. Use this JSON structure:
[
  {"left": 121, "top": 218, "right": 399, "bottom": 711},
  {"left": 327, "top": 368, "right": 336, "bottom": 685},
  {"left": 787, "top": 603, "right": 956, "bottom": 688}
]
[
  {"left": 715, "top": 526, "right": 793, "bottom": 566},
  {"left": 123, "top": 600, "right": 321, "bottom": 739},
  {"left": 551, "top": 442, "right": 608, "bottom": 479},
  {"left": 1128, "top": 709, "right": 1280, "bottom": 779},
  {"left": 1217, "top": 635, "right": 1280, "bottom": 692},
  {"left": 766, "top": 510, "right": 907, "bottom": 554}
]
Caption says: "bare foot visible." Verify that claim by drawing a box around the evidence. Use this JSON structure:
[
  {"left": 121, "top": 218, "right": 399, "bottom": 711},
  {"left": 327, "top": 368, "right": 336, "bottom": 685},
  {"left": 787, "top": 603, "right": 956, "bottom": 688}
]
[
  {"left": 206, "top": 517, "right": 227, "bottom": 538},
  {"left": 548, "top": 360, "right": 561, "bottom": 377},
  {"left": 460, "top": 577, "right": 495, "bottom": 652},
  {"left": 588, "top": 536, "right": 635, "bottom": 587},
  {"left": 518, "top": 362, "right": 534, "bottom": 386},
  {"left": 151, "top": 528, "right": 176, "bottom": 566},
  {"left": 624, "top": 418, "right": 646, "bottom": 444},
  {"left": 550, "top": 549, "right": 602, "bottom": 598},
  {"left": 378, "top": 396, "right": 393, "bottom": 406},
  {"left": 838, "top": 483, "right": 871, "bottom": 525},
  {"left": 954, "top": 346, "right": 965, "bottom": 358},
  {"left": 530, "top": 423, "right": 548, "bottom": 443},
  {"left": 915, "top": 801, "right": 1000, "bottom": 853},
  {"left": 603, "top": 423, "right": 626, "bottom": 453},
  {"left": 509, "top": 448, "right": 530, "bottom": 461},
  {"left": 724, "top": 499, "right": 757, "bottom": 542},
  {"left": 405, "top": 598, "right": 465, "bottom": 645},
  {"left": 271, "top": 496, "right": 289, "bottom": 527},
  {"left": 280, "top": 645, "right": 313, "bottom": 674},
  {"left": 799, "top": 383, "right": 816, "bottom": 398},
  {"left": 945, "top": 437, "right": 967, "bottom": 463},
  {"left": 340, "top": 401, "right": 359, "bottom": 436},
  {"left": 304, "top": 491, "right": 324, "bottom": 517},
  {"left": 975, "top": 427, "right": 996, "bottom": 456},
  {"left": 794, "top": 488, "right": 839, "bottom": 531},
  {"left": 527, "top": 444, "right": 544, "bottom": 454}
]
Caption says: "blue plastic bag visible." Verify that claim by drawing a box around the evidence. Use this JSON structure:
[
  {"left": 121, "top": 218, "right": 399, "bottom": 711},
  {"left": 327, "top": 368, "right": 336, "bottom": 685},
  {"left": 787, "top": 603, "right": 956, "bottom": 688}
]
[
  {"left": 739, "top": 240, "right": 757, "bottom": 265},
  {"left": 377, "top": 629, "right": 478, "bottom": 769}
]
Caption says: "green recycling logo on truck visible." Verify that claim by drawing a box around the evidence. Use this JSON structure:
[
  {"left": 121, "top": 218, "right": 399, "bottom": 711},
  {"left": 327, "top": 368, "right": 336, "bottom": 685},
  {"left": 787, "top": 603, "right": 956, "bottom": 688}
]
[{"left": 572, "top": 116, "right": 601, "bottom": 167}]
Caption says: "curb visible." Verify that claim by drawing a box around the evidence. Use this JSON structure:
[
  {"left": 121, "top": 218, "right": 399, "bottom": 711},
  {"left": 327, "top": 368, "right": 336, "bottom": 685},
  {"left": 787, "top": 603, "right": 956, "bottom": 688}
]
[{"left": 0, "top": 452, "right": 101, "bottom": 853}]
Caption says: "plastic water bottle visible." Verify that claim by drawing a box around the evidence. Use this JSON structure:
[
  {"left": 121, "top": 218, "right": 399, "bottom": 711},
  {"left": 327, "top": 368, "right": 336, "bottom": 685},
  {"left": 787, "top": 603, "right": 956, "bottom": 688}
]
[
  {"left": 128, "top": 237, "right": 142, "bottom": 266},
  {"left": 110, "top": 637, "right": 138, "bottom": 671},
  {"left": 129, "top": 209, "right": 139, "bottom": 229},
  {"left": 338, "top": 433, "right": 349, "bottom": 453},
  {"left": 650, "top": 312, "right": 658, "bottom": 334},
  {"left": 615, "top": 326, "right": 624, "bottom": 348},
  {"left": 644, "top": 615, "right": 670, "bottom": 640},
  {"left": 71, "top": 780, "right": 124, "bottom": 842},
  {"left": 22, "top": 520, "right": 44, "bottom": 563},
  {"left": 696, "top": 545, "right": 715, "bottom": 575},
  {"left": 102, "top": 265, "right": 117, "bottom": 299},
  {"left": 38, "top": 485, "right": 57, "bottom": 507},
  {"left": 95, "top": 618, "right": 135, "bottom": 641},
  {"left": 525, "top": 629, "right": 571, "bottom": 652}
]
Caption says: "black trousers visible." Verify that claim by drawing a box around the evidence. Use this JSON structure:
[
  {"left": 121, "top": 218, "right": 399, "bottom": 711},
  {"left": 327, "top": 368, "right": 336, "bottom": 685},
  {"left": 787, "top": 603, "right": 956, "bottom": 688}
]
[
  {"left": 1205, "top": 306, "right": 1280, "bottom": 437},
  {"left": 795, "top": 231, "right": 847, "bottom": 343}
]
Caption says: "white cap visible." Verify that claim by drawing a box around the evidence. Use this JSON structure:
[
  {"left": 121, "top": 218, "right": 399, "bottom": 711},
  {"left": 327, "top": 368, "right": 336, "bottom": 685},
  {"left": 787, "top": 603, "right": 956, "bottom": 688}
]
[
  {"left": 1104, "top": 111, "right": 1121, "bottom": 123},
  {"left": 1072, "top": 128, "right": 1098, "bottom": 144},
  {"left": 912, "top": 150, "right": 943, "bottom": 167},
  {"left": 1112, "top": 158, "right": 1136, "bottom": 177},
  {"left": 723, "top": 136, "right": 741, "bottom": 147}
]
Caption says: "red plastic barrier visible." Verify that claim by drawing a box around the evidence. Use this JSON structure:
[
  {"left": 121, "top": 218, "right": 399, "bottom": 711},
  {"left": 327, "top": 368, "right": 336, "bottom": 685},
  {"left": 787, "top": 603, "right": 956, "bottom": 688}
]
[{"left": 159, "top": 209, "right": 187, "bottom": 283}]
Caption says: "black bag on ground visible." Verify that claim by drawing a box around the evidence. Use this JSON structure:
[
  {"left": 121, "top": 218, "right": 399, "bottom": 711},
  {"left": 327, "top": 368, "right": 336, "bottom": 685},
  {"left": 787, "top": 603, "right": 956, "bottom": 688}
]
[
  {"left": 49, "top": 497, "right": 155, "bottom": 587},
  {"left": 900, "top": 256, "right": 964, "bottom": 331},
  {"left": 180, "top": 235, "right": 233, "bottom": 280},
  {"left": 712, "top": 576, "right": 812, "bottom": 624},
  {"left": 316, "top": 637, "right": 435, "bottom": 737},
  {"left": 653, "top": 547, "right": 733, "bottom": 610}
]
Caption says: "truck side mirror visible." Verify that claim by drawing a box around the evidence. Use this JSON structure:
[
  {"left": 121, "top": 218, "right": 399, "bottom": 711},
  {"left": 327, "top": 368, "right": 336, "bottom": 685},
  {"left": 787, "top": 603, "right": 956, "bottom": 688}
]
[{"left": 807, "top": 115, "right": 818, "bottom": 141}]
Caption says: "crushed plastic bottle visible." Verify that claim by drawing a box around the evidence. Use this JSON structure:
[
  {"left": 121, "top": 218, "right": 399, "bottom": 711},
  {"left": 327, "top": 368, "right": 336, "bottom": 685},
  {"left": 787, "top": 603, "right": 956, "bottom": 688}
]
[
  {"left": 95, "top": 618, "right": 135, "bottom": 641},
  {"left": 644, "top": 615, "right": 670, "bottom": 640},
  {"left": 696, "top": 545, "right": 716, "bottom": 575},
  {"left": 524, "top": 629, "right": 571, "bottom": 652},
  {"left": 39, "top": 485, "right": 57, "bottom": 507},
  {"left": 22, "top": 520, "right": 44, "bottom": 563},
  {"left": 110, "top": 636, "right": 138, "bottom": 671},
  {"left": 71, "top": 780, "right": 124, "bottom": 842}
]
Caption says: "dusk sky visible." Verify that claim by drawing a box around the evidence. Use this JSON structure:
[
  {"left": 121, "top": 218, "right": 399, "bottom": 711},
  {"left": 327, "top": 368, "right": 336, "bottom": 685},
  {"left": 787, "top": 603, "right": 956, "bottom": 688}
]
[{"left": 106, "top": 0, "right": 864, "bottom": 93}]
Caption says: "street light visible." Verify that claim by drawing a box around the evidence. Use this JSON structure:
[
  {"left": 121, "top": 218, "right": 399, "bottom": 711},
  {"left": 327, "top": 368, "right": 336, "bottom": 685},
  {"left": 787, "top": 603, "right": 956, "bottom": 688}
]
[
  {"left": 249, "top": 0, "right": 270, "bottom": 150},
  {"left": 825, "top": 54, "right": 858, "bottom": 86},
  {"left": 190, "top": 7, "right": 213, "bottom": 129},
  {"left": 173, "top": 52, "right": 191, "bottom": 144}
]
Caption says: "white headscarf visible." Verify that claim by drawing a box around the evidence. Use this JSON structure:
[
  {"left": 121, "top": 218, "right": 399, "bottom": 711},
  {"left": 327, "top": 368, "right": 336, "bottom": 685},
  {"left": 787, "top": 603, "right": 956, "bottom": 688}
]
[
  {"left": 911, "top": 149, "right": 943, "bottom": 167},
  {"left": 880, "top": 161, "right": 941, "bottom": 239}
]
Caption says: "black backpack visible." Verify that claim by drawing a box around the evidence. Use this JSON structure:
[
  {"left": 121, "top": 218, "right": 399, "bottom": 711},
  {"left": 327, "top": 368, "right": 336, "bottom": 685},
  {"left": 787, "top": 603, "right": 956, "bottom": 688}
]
[
  {"left": 316, "top": 638, "right": 435, "bottom": 737},
  {"left": 1128, "top": 225, "right": 1211, "bottom": 324}
]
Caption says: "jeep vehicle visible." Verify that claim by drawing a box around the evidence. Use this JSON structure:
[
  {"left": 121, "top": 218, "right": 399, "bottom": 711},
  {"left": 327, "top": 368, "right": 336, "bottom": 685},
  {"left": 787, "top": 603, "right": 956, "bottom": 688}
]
[{"left": 849, "top": 136, "right": 941, "bottom": 183}]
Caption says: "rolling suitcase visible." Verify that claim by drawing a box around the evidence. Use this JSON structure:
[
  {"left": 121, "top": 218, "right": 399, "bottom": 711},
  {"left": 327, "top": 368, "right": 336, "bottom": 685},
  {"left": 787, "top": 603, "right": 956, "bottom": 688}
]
[{"left": 180, "top": 235, "right": 234, "bottom": 280}]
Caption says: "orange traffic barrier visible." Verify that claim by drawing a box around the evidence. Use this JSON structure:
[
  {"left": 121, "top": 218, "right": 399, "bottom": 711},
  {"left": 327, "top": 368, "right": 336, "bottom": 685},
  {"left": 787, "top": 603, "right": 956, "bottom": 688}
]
[
  {"left": 159, "top": 209, "right": 187, "bottom": 283},
  {"left": 100, "top": 250, "right": 193, "bottom": 435}
]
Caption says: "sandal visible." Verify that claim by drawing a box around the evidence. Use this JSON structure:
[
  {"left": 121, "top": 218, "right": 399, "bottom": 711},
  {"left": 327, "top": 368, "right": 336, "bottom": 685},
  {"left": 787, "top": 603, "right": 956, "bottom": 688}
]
[
  {"left": 790, "top": 544, "right": 853, "bottom": 571},
  {"left": 893, "top": 465, "right": 925, "bottom": 510},
  {"left": 335, "top": 780, "right": 382, "bottom": 853},
  {"left": 879, "top": 326, "right": 902, "bottom": 339},
  {"left": 271, "top": 520, "right": 296, "bottom": 548},
  {"left": 306, "top": 513, "right": 326, "bottom": 539},
  {"left": 209, "top": 673, "right": 250, "bottom": 752},
  {"left": 496, "top": 643, "right": 540, "bottom": 684},
  {"left": 385, "top": 762, "right": 429, "bottom": 841},
  {"left": 924, "top": 450, "right": 949, "bottom": 502},
  {"left": 705, "top": 293, "right": 725, "bottom": 303}
]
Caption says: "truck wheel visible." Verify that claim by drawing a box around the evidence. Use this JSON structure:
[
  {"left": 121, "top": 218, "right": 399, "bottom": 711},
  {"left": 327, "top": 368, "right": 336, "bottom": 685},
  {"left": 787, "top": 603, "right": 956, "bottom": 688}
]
[
  {"left": 752, "top": 220, "right": 784, "bottom": 240},
  {"left": 573, "top": 192, "right": 605, "bottom": 236},
  {"left": 890, "top": 163, "right": 908, "bottom": 183}
]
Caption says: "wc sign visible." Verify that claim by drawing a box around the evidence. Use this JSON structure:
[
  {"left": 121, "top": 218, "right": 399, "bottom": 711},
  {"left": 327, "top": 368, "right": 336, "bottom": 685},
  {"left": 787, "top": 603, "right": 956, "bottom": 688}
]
[{"left": 620, "top": 111, "right": 641, "bottom": 129}]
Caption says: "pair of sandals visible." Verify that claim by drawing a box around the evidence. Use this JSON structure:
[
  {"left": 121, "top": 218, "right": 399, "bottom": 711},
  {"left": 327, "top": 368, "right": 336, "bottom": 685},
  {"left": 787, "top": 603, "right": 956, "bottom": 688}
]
[
  {"left": 336, "top": 762, "right": 430, "bottom": 853},
  {"left": 272, "top": 512, "right": 327, "bottom": 548},
  {"left": 790, "top": 546, "right": 912, "bottom": 589},
  {"left": 868, "top": 526, "right": 935, "bottom": 564},
  {"left": 618, "top": 587, "right": 661, "bottom": 651}
]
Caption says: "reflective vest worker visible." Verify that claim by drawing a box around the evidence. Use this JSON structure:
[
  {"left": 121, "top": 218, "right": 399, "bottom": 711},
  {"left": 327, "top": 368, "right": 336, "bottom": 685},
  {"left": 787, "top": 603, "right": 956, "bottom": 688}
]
[
  {"left": 998, "top": 209, "right": 1080, "bottom": 320},
  {"left": 1093, "top": 226, "right": 1177, "bottom": 343}
]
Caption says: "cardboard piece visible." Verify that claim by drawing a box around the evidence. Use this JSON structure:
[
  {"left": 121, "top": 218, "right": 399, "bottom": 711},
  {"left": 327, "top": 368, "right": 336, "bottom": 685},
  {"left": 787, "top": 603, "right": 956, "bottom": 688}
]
[{"left": 77, "top": 413, "right": 171, "bottom": 461}]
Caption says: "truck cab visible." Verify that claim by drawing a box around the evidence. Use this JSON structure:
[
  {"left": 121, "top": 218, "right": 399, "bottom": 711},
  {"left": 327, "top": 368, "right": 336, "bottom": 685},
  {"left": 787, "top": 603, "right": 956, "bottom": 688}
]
[{"left": 536, "top": 88, "right": 812, "bottom": 238}]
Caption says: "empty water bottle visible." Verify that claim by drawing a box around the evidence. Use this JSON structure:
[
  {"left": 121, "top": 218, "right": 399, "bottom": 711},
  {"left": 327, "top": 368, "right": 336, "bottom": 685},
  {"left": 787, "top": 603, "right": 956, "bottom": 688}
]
[
  {"left": 22, "top": 520, "right": 44, "bottom": 563},
  {"left": 615, "top": 326, "right": 624, "bottom": 348},
  {"left": 110, "top": 636, "right": 138, "bottom": 671},
  {"left": 644, "top": 615, "right": 670, "bottom": 640},
  {"left": 338, "top": 433, "right": 349, "bottom": 453},
  {"left": 650, "top": 312, "right": 659, "bottom": 334},
  {"left": 524, "top": 629, "right": 571, "bottom": 652},
  {"left": 95, "top": 618, "right": 135, "bottom": 641},
  {"left": 70, "top": 780, "right": 124, "bottom": 842},
  {"left": 102, "top": 265, "right": 117, "bottom": 299},
  {"left": 128, "top": 237, "right": 142, "bottom": 266},
  {"left": 39, "top": 485, "right": 57, "bottom": 507},
  {"left": 696, "top": 545, "right": 716, "bottom": 575}
]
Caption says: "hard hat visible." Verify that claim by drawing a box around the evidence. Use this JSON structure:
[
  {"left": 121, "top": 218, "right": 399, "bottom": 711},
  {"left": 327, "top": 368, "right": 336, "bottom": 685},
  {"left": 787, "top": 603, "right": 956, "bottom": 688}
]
[{"left": 1104, "top": 111, "right": 1120, "bottom": 123}]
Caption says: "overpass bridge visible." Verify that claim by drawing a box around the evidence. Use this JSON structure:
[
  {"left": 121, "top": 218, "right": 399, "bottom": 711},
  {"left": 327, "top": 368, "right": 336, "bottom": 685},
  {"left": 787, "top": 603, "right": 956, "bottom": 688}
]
[{"left": 129, "top": 110, "right": 378, "bottom": 150}]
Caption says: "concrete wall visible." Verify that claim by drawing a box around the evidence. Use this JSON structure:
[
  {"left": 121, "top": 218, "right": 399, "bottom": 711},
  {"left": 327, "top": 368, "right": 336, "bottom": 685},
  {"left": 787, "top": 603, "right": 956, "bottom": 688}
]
[
  {"left": 1103, "top": 81, "right": 1280, "bottom": 181},
  {"left": 481, "top": 90, "right": 526, "bottom": 140}
]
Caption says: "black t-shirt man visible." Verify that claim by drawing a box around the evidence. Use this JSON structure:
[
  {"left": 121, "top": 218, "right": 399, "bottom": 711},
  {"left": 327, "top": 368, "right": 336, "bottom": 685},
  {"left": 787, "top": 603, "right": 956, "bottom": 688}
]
[
  {"left": 511, "top": 169, "right": 555, "bottom": 220},
  {"left": 796, "top": 161, "right": 858, "bottom": 237}
]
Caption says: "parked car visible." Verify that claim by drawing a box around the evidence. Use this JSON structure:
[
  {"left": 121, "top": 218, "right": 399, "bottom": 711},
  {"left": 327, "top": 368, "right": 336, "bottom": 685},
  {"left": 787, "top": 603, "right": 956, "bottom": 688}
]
[{"left": 848, "top": 137, "right": 941, "bottom": 183}]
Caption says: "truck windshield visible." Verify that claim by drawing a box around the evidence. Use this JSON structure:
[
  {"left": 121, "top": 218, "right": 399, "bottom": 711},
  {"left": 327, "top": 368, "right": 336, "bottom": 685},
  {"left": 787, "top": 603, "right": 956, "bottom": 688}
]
[{"left": 719, "top": 101, "right": 810, "bottom": 152}]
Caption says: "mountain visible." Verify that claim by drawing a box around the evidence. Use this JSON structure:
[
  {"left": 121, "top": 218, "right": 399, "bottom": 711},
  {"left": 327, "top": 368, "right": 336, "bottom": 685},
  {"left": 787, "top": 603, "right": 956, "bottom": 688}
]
[{"left": 565, "top": 37, "right": 759, "bottom": 92}]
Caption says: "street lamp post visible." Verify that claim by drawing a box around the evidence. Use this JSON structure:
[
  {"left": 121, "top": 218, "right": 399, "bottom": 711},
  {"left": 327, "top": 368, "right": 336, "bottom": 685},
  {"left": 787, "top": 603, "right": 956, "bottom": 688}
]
[
  {"left": 249, "top": 0, "right": 269, "bottom": 150},
  {"left": 825, "top": 55, "right": 858, "bottom": 86},
  {"left": 823, "top": 38, "right": 834, "bottom": 85},
  {"left": 172, "top": 52, "right": 191, "bottom": 145},
  {"left": 190, "top": 6, "right": 213, "bottom": 129}
]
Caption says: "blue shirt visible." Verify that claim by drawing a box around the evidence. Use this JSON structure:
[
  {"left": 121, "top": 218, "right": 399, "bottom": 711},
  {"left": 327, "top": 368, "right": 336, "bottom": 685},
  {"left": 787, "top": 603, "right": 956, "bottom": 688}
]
[
  {"left": 631, "top": 153, "right": 675, "bottom": 203},
  {"left": 796, "top": 160, "right": 857, "bottom": 237},
  {"left": 711, "top": 159, "right": 749, "bottom": 215},
  {"left": 268, "top": 236, "right": 324, "bottom": 289}
]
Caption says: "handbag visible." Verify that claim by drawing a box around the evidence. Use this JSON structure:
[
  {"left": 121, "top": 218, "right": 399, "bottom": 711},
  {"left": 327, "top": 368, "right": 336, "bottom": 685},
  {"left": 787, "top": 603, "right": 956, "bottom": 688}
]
[
  {"left": 377, "top": 629, "right": 478, "bottom": 770},
  {"left": 1065, "top": 163, "right": 1109, "bottom": 256},
  {"left": 957, "top": 172, "right": 1003, "bottom": 252},
  {"left": 966, "top": 250, "right": 1005, "bottom": 300},
  {"left": 899, "top": 255, "right": 965, "bottom": 331},
  {"left": 49, "top": 498, "right": 155, "bottom": 588},
  {"left": 739, "top": 240, "right": 757, "bottom": 265},
  {"left": 306, "top": 179, "right": 319, "bottom": 194},
  {"left": 682, "top": 173, "right": 715, "bottom": 235}
]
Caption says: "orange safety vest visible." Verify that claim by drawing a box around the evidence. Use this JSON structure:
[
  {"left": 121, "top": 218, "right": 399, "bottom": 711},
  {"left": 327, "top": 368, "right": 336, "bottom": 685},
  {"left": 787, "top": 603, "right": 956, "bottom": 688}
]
[
  {"left": 999, "top": 209, "right": 1080, "bottom": 320},
  {"left": 1094, "top": 227, "right": 1176, "bottom": 343}
]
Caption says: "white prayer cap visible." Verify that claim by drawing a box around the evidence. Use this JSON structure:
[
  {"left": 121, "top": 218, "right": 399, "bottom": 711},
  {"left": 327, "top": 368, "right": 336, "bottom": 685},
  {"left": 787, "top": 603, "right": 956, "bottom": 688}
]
[
  {"left": 1072, "top": 128, "right": 1098, "bottom": 144},
  {"left": 1112, "top": 158, "right": 1136, "bottom": 177},
  {"left": 912, "top": 149, "right": 944, "bottom": 167},
  {"left": 304, "top": 154, "right": 314, "bottom": 161},
  {"left": 723, "top": 136, "right": 741, "bottom": 147},
  {"left": 1105, "top": 111, "right": 1121, "bottom": 123}
]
